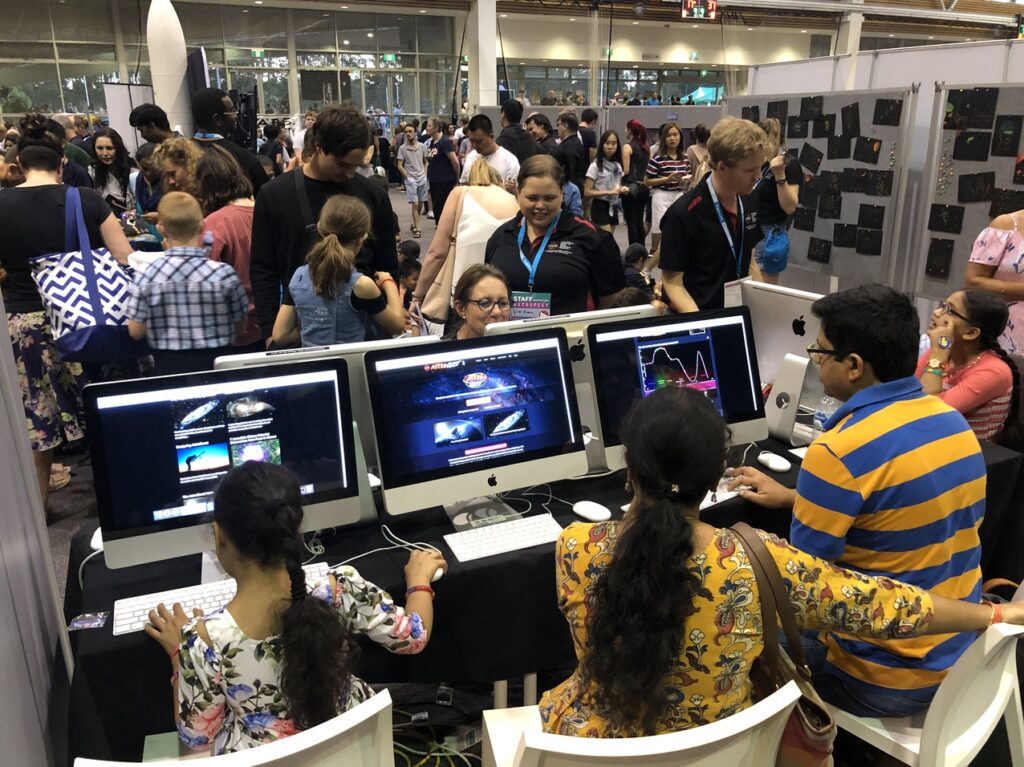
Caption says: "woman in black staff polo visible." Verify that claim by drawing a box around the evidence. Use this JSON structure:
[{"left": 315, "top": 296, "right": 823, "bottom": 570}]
[
  {"left": 484, "top": 154, "right": 626, "bottom": 316},
  {"left": 659, "top": 117, "right": 766, "bottom": 313}
]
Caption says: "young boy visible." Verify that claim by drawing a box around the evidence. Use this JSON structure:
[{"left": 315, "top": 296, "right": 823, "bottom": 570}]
[
  {"left": 399, "top": 257, "right": 422, "bottom": 310},
  {"left": 127, "top": 192, "right": 248, "bottom": 375},
  {"left": 397, "top": 124, "right": 429, "bottom": 238},
  {"left": 623, "top": 243, "right": 654, "bottom": 295}
]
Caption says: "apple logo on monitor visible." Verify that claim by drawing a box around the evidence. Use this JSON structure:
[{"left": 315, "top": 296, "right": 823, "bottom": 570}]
[
  {"left": 792, "top": 315, "right": 806, "bottom": 337},
  {"left": 487, "top": 474, "right": 498, "bottom": 487},
  {"left": 569, "top": 340, "right": 586, "bottom": 363}
]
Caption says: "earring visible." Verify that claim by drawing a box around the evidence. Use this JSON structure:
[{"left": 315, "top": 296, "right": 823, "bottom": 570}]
[{"left": 624, "top": 479, "right": 634, "bottom": 495}]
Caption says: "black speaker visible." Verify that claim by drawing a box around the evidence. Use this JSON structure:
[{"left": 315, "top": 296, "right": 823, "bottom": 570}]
[{"left": 229, "top": 89, "right": 258, "bottom": 152}]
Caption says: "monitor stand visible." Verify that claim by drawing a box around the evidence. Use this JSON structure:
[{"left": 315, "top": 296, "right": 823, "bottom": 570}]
[
  {"left": 443, "top": 497, "right": 520, "bottom": 531},
  {"left": 766, "top": 354, "right": 812, "bottom": 447},
  {"left": 576, "top": 381, "right": 613, "bottom": 476},
  {"left": 201, "top": 551, "right": 230, "bottom": 584}
]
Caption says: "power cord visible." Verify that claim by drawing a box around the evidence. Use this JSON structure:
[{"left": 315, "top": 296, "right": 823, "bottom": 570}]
[
  {"left": 327, "top": 525, "right": 442, "bottom": 570},
  {"left": 78, "top": 549, "right": 104, "bottom": 590}
]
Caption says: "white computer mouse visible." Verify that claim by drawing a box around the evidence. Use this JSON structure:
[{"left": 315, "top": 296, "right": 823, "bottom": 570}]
[
  {"left": 757, "top": 452, "right": 793, "bottom": 473},
  {"left": 572, "top": 500, "right": 612, "bottom": 522},
  {"left": 431, "top": 567, "right": 444, "bottom": 583}
]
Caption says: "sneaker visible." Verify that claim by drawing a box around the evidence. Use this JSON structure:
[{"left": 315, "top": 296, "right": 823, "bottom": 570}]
[{"left": 427, "top": 211, "right": 435, "bottom": 220}]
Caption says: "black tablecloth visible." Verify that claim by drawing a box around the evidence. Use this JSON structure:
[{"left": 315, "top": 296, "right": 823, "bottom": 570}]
[{"left": 66, "top": 437, "right": 1021, "bottom": 762}]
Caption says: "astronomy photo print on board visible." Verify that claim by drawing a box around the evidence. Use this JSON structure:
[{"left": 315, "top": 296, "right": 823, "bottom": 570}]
[
  {"left": 828, "top": 134, "right": 852, "bottom": 160},
  {"left": 807, "top": 237, "right": 832, "bottom": 264},
  {"left": 799, "top": 142, "right": 824, "bottom": 174},
  {"left": 990, "top": 188, "right": 1024, "bottom": 219},
  {"left": 842, "top": 167, "right": 868, "bottom": 194},
  {"left": 944, "top": 87, "right": 999, "bottom": 131},
  {"left": 952, "top": 131, "right": 992, "bottom": 163},
  {"left": 992, "top": 115, "right": 1023, "bottom": 158},
  {"left": 818, "top": 192, "right": 842, "bottom": 220},
  {"left": 800, "top": 95, "right": 824, "bottom": 121},
  {"left": 872, "top": 98, "right": 904, "bottom": 127},
  {"left": 799, "top": 176, "right": 821, "bottom": 208},
  {"left": 820, "top": 170, "right": 842, "bottom": 194},
  {"left": 958, "top": 171, "right": 996, "bottom": 203},
  {"left": 812, "top": 115, "right": 836, "bottom": 139},
  {"left": 853, "top": 136, "right": 882, "bottom": 165},
  {"left": 926, "top": 239, "right": 955, "bottom": 279},
  {"left": 767, "top": 100, "right": 788, "bottom": 124},
  {"left": 928, "top": 204, "right": 965, "bottom": 235},
  {"left": 866, "top": 170, "right": 894, "bottom": 197},
  {"left": 856, "top": 227, "right": 883, "bottom": 256},
  {"left": 833, "top": 223, "right": 858, "bottom": 248},
  {"left": 793, "top": 206, "right": 817, "bottom": 232},
  {"left": 787, "top": 116, "right": 808, "bottom": 140},
  {"left": 742, "top": 105, "right": 760, "bottom": 123},
  {"left": 858, "top": 204, "right": 885, "bottom": 230},
  {"left": 841, "top": 103, "right": 861, "bottom": 137}
]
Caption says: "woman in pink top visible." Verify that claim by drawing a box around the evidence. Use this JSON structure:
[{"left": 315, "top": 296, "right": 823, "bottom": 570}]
[
  {"left": 917, "top": 289, "right": 1020, "bottom": 445},
  {"left": 966, "top": 211, "right": 1024, "bottom": 353},
  {"left": 193, "top": 146, "right": 262, "bottom": 351}
]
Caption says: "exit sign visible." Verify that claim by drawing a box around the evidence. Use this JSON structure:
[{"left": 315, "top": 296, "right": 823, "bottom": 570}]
[
  {"left": 251, "top": 48, "right": 265, "bottom": 59},
  {"left": 382, "top": 53, "right": 396, "bottom": 63}
]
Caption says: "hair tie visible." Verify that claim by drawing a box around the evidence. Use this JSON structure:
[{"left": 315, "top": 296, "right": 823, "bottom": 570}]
[{"left": 661, "top": 483, "right": 681, "bottom": 500}]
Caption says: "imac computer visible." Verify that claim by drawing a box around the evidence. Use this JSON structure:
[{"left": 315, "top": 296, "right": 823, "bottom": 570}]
[
  {"left": 484, "top": 305, "right": 658, "bottom": 473},
  {"left": 213, "top": 335, "right": 438, "bottom": 472},
  {"left": 364, "top": 328, "right": 587, "bottom": 520},
  {"left": 84, "top": 359, "right": 372, "bottom": 568},
  {"left": 586, "top": 306, "right": 768, "bottom": 471},
  {"left": 740, "top": 280, "right": 823, "bottom": 387}
]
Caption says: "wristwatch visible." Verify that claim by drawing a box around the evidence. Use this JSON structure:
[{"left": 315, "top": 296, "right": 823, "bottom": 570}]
[
  {"left": 925, "top": 358, "right": 947, "bottom": 376},
  {"left": 937, "top": 335, "right": 952, "bottom": 350}
]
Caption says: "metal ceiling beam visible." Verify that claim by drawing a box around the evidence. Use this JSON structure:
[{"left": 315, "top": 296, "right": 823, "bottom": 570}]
[{"left": 714, "top": 0, "right": 1013, "bottom": 26}]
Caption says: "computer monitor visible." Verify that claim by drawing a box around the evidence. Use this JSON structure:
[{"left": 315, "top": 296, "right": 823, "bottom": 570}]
[
  {"left": 84, "top": 359, "right": 369, "bottom": 568},
  {"left": 740, "top": 280, "right": 823, "bottom": 386},
  {"left": 364, "top": 328, "right": 587, "bottom": 518},
  {"left": 484, "top": 305, "right": 658, "bottom": 473},
  {"left": 587, "top": 307, "right": 768, "bottom": 471},
  {"left": 213, "top": 335, "right": 438, "bottom": 471}
]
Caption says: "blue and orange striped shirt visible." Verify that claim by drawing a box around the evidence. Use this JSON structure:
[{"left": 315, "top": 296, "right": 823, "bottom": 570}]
[{"left": 791, "top": 376, "right": 985, "bottom": 703}]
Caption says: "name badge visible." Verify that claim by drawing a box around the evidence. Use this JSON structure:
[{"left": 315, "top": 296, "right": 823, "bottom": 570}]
[
  {"left": 723, "top": 278, "right": 748, "bottom": 308},
  {"left": 511, "top": 291, "right": 552, "bottom": 321}
]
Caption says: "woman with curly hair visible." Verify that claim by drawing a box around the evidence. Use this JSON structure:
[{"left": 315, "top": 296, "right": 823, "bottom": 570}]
[
  {"left": 145, "top": 461, "right": 446, "bottom": 754},
  {"left": 90, "top": 127, "right": 135, "bottom": 215},
  {"left": 154, "top": 136, "right": 203, "bottom": 197},
  {"left": 541, "top": 386, "right": 1024, "bottom": 737}
]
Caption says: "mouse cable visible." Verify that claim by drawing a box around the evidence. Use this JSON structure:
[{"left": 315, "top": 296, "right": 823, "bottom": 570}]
[{"left": 381, "top": 525, "right": 442, "bottom": 555}]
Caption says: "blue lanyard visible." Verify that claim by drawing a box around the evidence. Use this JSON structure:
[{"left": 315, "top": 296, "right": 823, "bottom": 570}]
[
  {"left": 193, "top": 131, "right": 224, "bottom": 140},
  {"left": 706, "top": 176, "right": 744, "bottom": 277},
  {"left": 516, "top": 212, "right": 561, "bottom": 291}
]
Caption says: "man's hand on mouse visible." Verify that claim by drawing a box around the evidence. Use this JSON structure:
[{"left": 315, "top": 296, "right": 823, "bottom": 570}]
[{"left": 725, "top": 466, "right": 797, "bottom": 510}]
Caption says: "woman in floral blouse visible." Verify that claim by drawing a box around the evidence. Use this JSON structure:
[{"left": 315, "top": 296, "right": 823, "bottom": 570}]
[
  {"left": 146, "top": 462, "right": 447, "bottom": 754},
  {"left": 540, "top": 386, "right": 1024, "bottom": 737}
]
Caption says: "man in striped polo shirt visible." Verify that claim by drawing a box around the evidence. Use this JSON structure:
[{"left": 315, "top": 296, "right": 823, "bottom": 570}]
[{"left": 730, "top": 284, "right": 985, "bottom": 717}]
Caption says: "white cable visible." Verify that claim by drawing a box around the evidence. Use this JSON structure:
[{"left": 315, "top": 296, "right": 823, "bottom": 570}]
[
  {"left": 381, "top": 525, "right": 442, "bottom": 554},
  {"left": 329, "top": 544, "right": 409, "bottom": 569},
  {"left": 78, "top": 549, "right": 103, "bottom": 590}
]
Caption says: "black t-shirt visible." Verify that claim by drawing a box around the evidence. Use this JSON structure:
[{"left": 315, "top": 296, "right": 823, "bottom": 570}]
[
  {"left": 259, "top": 140, "right": 286, "bottom": 174},
  {"left": 558, "top": 135, "right": 587, "bottom": 191},
  {"left": 62, "top": 162, "right": 94, "bottom": 190},
  {"left": 752, "top": 158, "right": 803, "bottom": 226},
  {"left": 195, "top": 138, "right": 268, "bottom": 195},
  {"left": 250, "top": 168, "right": 398, "bottom": 337},
  {"left": 426, "top": 135, "right": 457, "bottom": 184},
  {"left": 580, "top": 127, "right": 597, "bottom": 160},
  {"left": 0, "top": 185, "right": 111, "bottom": 313},
  {"left": 659, "top": 175, "right": 763, "bottom": 311},
  {"left": 484, "top": 211, "right": 625, "bottom": 315}
]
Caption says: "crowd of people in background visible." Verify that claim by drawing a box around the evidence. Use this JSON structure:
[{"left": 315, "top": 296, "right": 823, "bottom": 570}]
[{"left": 5, "top": 91, "right": 1024, "bottom": 762}]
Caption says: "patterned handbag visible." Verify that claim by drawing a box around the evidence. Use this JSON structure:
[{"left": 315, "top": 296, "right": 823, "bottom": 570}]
[
  {"left": 30, "top": 187, "right": 149, "bottom": 363},
  {"left": 730, "top": 522, "right": 836, "bottom": 767}
]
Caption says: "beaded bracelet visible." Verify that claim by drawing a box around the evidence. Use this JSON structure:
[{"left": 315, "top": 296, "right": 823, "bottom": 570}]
[{"left": 405, "top": 585, "right": 435, "bottom": 599}]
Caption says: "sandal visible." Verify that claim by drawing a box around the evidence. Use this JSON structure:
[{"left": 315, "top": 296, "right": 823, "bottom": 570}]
[
  {"left": 49, "top": 469, "right": 71, "bottom": 492},
  {"left": 412, "top": 228, "right": 422, "bottom": 239}
]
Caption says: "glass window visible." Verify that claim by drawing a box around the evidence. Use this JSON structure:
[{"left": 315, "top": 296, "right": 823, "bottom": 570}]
[
  {"left": 339, "top": 53, "right": 377, "bottom": 69},
  {"left": 220, "top": 6, "right": 288, "bottom": 49},
  {"left": 336, "top": 12, "right": 377, "bottom": 50},
  {"left": 362, "top": 72, "right": 388, "bottom": 114},
  {"left": 417, "top": 16, "right": 453, "bottom": 54},
  {"left": 225, "top": 47, "right": 288, "bottom": 68},
  {"left": 420, "top": 55, "right": 455, "bottom": 71},
  {"left": 50, "top": 0, "right": 115, "bottom": 43},
  {"left": 297, "top": 52, "right": 338, "bottom": 68},
  {"left": 61, "top": 72, "right": 118, "bottom": 114},
  {"left": 393, "top": 72, "right": 417, "bottom": 115},
  {"left": 0, "top": 62, "right": 63, "bottom": 115},
  {"left": 0, "top": 43, "right": 58, "bottom": 60},
  {"left": 291, "top": 10, "right": 337, "bottom": 51},
  {"left": 57, "top": 44, "right": 117, "bottom": 63},
  {"left": 298, "top": 69, "right": 340, "bottom": 109},
  {"left": 260, "top": 71, "right": 290, "bottom": 114},
  {"left": 171, "top": 2, "right": 227, "bottom": 49},
  {"left": 3, "top": 5, "right": 58, "bottom": 41},
  {"left": 376, "top": 54, "right": 407, "bottom": 70},
  {"left": 420, "top": 71, "right": 454, "bottom": 117},
  {"left": 376, "top": 15, "right": 417, "bottom": 53}
]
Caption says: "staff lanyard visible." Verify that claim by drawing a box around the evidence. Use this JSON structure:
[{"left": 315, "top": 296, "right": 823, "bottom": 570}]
[
  {"left": 194, "top": 131, "right": 224, "bottom": 140},
  {"left": 706, "top": 176, "right": 743, "bottom": 277},
  {"left": 517, "top": 212, "right": 561, "bottom": 291}
]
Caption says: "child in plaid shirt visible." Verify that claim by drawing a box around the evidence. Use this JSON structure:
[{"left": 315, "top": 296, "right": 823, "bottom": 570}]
[{"left": 127, "top": 192, "right": 248, "bottom": 374}]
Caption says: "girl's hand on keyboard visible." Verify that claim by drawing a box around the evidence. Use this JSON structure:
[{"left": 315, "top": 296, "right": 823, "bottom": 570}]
[{"left": 144, "top": 602, "right": 204, "bottom": 656}]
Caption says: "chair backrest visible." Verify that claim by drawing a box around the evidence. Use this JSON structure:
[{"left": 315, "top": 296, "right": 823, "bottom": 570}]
[
  {"left": 917, "top": 623, "right": 1024, "bottom": 767},
  {"left": 74, "top": 690, "right": 393, "bottom": 767},
  {"left": 513, "top": 681, "right": 801, "bottom": 767}
]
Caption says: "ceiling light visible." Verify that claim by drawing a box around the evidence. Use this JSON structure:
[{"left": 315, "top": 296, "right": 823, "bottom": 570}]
[
  {"left": 420, "top": 9, "right": 426, "bottom": 12},
  {"left": 928, "top": 35, "right": 935, "bottom": 39},
  {"left": 632, "top": 20, "right": 639, "bottom": 24},
  {"left": 542, "top": 59, "right": 548, "bottom": 62},
  {"left": 323, "top": 12, "right": 329, "bottom": 16},
  {"left": 965, "top": 37, "right": 972, "bottom": 41},
  {"left": 242, "top": 8, "right": 247, "bottom": 11},
  {"left": 747, "top": 27, "right": 753, "bottom": 31},
  {"left": 692, "top": 24, "right": 698, "bottom": 28},
  {"left": 367, "top": 32, "right": 373, "bottom": 37},
  {"left": 343, "top": 39, "right": 349, "bottom": 44},
  {"left": 570, "top": 17, "right": 576, "bottom": 21},
  {"left": 519, "top": 62, "right": 525, "bottom": 64},
  {"left": 888, "top": 34, "right": 894, "bottom": 37},
  {"left": 500, "top": 13, "right": 508, "bottom": 18},
  {"left": 254, "top": 0, "right": 262, "bottom": 4}
]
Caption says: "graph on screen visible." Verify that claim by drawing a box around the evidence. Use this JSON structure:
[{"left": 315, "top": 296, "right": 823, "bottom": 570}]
[{"left": 637, "top": 338, "right": 720, "bottom": 409}]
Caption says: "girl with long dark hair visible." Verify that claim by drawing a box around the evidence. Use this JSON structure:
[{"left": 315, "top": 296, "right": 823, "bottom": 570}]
[
  {"left": 620, "top": 119, "right": 650, "bottom": 247},
  {"left": 91, "top": 127, "right": 134, "bottom": 215},
  {"left": 643, "top": 122, "right": 689, "bottom": 263},
  {"left": 540, "top": 386, "right": 1024, "bottom": 736},
  {"left": 583, "top": 130, "right": 629, "bottom": 235},
  {"left": 917, "top": 289, "right": 1022, "bottom": 447},
  {"left": 145, "top": 462, "right": 446, "bottom": 754}
]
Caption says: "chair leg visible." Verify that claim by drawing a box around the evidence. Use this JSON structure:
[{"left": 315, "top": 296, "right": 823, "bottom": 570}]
[
  {"left": 524, "top": 673, "right": 537, "bottom": 706},
  {"left": 1006, "top": 683, "right": 1024, "bottom": 767},
  {"left": 493, "top": 680, "right": 508, "bottom": 709}
]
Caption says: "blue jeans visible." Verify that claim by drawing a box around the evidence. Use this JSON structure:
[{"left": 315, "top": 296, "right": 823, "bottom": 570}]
[{"left": 784, "top": 632, "right": 933, "bottom": 718}]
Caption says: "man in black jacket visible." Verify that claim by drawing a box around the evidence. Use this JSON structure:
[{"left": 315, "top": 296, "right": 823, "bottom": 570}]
[
  {"left": 496, "top": 99, "right": 538, "bottom": 165},
  {"left": 191, "top": 88, "right": 268, "bottom": 195},
  {"left": 525, "top": 113, "right": 558, "bottom": 155},
  {"left": 250, "top": 105, "right": 397, "bottom": 343},
  {"left": 555, "top": 112, "right": 586, "bottom": 192}
]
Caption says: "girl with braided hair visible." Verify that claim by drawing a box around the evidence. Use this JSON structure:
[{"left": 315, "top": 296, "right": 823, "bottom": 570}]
[
  {"left": 916, "top": 289, "right": 1021, "bottom": 445},
  {"left": 540, "top": 386, "right": 1024, "bottom": 737},
  {"left": 145, "top": 462, "right": 446, "bottom": 754}
]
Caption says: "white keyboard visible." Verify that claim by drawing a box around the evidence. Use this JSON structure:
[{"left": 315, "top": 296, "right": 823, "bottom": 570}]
[
  {"left": 443, "top": 514, "right": 564, "bottom": 563},
  {"left": 112, "top": 561, "right": 330, "bottom": 636}
]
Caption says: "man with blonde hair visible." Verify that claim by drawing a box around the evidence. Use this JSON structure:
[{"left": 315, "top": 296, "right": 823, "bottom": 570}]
[
  {"left": 127, "top": 192, "right": 248, "bottom": 374},
  {"left": 659, "top": 117, "right": 767, "bottom": 312}
]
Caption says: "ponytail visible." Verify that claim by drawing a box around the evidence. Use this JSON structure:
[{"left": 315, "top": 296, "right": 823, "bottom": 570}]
[
  {"left": 306, "top": 233, "right": 355, "bottom": 299},
  {"left": 581, "top": 386, "right": 726, "bottom": 734},
  {"left": 991, "top": 345, "right": 1024, "bottom": 450},
  {"left": 213, "top": 462, "right": 357, "bottom": 732}
]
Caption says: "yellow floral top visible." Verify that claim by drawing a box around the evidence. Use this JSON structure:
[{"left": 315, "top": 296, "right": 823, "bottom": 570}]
[{"left": 539, "top": 522, "right": 936, "bottom": 737}]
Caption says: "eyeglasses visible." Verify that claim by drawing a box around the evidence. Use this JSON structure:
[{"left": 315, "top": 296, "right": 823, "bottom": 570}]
[
  {"left": 938, "top": 301, "right": 970, "bottom": 323},
  {"left": 805, "top": 344, "right": 845, "bottom": 365},
  {"left": 466, "top": 298, "right": 512, "bottom": 311}
]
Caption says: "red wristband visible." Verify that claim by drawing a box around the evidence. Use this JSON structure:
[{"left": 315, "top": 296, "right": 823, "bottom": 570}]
[
  {"left": 405, "top": 585, "right": 435, "bottom": 599},
  {"left": 991, "top": 602, "right": 1005, "bottom": 627}
]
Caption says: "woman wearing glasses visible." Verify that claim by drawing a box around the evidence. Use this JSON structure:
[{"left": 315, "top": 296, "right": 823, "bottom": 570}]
[
  {"left": 915, "top": 290, "right": 1021, "bottom": 446},
  {"left": 485, "top": 154, "right": 626, "bottom": 317},
  {"left": 444, "top": 264, "right": 513, "bottom": 340}
]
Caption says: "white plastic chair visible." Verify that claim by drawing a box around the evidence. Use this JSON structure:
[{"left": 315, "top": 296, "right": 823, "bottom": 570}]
[
  {"left": 481, "top": 680, "right": 801, "bottom": 767},
  {"left": 74, "top": 689, "right": 393, "bottom": 767},
  {"left": 830, "top": 623, "right": 1024, "bottom": 766}
]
